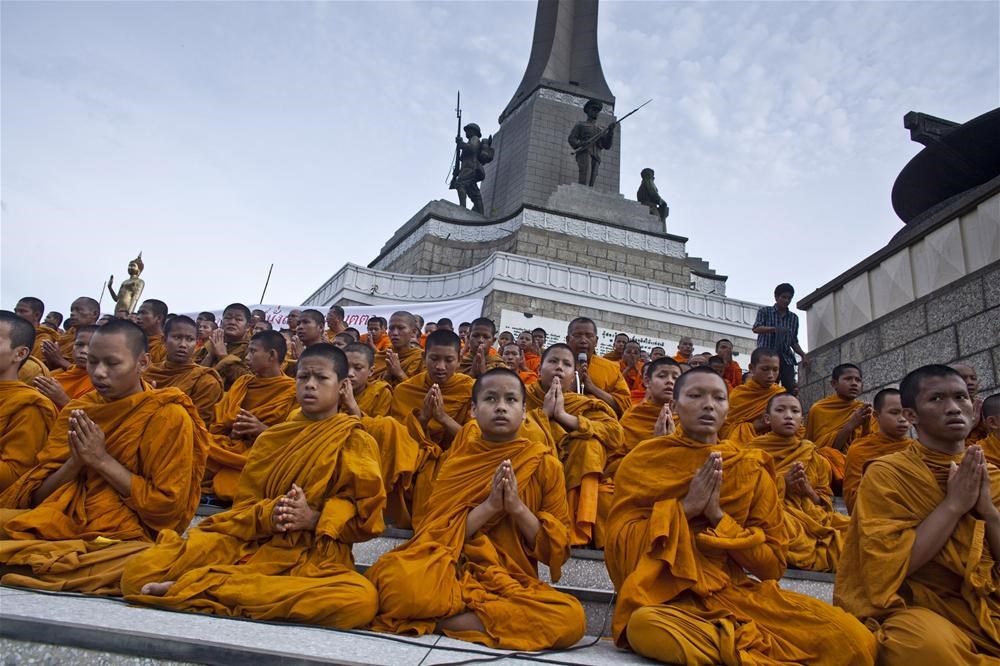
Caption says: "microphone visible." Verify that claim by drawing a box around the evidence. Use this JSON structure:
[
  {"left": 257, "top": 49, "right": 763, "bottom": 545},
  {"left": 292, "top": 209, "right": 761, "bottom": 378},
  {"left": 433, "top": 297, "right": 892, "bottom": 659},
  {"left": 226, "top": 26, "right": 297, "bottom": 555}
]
[{"left": 577, "top": 352, "right": 588, "bottom": 393}]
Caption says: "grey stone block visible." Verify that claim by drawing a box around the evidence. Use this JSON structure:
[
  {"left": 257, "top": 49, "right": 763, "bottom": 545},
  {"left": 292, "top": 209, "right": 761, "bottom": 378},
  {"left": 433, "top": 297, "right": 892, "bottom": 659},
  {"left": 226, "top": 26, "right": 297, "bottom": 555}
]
[
  {"left": 958, "top": 307, "right": 1000, "bottom": 356},
  {"left": 880, "top": 305, "right": 927, "bottom": 350},
  {"left": 903, "top": 328, "right": 958, "bottom": 369},
  {"left": 840, "top": 328, "right": 881, "bottom": 365},
  {"left": 955, "top": 349, "right": 997, "bottom": 391},
  {"left": 927, "top": 278, "right": 984, "bottom": 332},
  {"left": 798, "top": 381, "right": 827, "bottom": 411},
  {"left": 861, "top": 349, "right": 906, "bottom": 388},
  {"left": 985, "top": 266, "right": 1000, "bottom": 308},
  {"left": 803, "top": 345, "right": 842, "bottom": 385},
  {"left": 994, "top": 346, "right": 1000, "bottom": 389}
]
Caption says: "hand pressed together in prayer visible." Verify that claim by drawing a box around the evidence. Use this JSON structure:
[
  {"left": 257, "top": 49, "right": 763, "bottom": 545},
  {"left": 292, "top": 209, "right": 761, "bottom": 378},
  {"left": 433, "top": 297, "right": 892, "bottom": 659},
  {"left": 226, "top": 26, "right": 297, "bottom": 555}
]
[
  {"left": 272, "top": 483, "right": 320, "bottom": 533},
  {"left": 384, "top": 349, "right": 405, "bottom": 381},
  {"left": 542, "top": 377, "right": 580, "bottom": 431},
  {"left": 847, "top": 403, "right": 874, "bottom": 431},
  {"left": 420, "top": 384, "right": 447, "bottom": 424},
  {"left": 33, "top": 376, "right": 72, "bottom": 411},
  {"left": 654, "top": 403, "right": 675, "bottom": 437},
  {"left": 784, "top": 461, "right": 821, "bottom": 505},
  {"left": 40, "top": 339, "right": 70, "bottom": 370},
  {"left": 205, "top": 328, "right": 228, "bottom": 361},
  {"left": 340, "top": 380, "right": 361, "bottom": 417},
  {"left": 68, "top": 409, "right": 109, "bottom": 469},
  {"left": 468, "top": 459, "right": 538, "bottom": 545},
  {"left": 683, "top": 452, "right": 723, "bottom": 526},
  {"left": 231, "top": 409, "right": 267, "bottom": 440},
  {"left": 471, "top": 344, "right": 488, "bottom": 377}
]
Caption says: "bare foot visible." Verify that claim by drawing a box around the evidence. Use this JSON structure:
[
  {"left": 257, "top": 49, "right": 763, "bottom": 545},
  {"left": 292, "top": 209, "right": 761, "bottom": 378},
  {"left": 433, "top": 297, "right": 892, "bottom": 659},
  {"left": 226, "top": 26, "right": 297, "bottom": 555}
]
[{"left": 140, "top": 581, "right": 175, "bottom": 596}]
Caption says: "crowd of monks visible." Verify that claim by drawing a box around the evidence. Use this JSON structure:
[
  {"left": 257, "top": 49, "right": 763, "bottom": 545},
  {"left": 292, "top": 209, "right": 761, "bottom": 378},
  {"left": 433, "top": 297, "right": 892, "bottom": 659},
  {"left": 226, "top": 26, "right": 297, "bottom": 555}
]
[{"left": 1, "top": 293, "right": 999, "bottom": 664}]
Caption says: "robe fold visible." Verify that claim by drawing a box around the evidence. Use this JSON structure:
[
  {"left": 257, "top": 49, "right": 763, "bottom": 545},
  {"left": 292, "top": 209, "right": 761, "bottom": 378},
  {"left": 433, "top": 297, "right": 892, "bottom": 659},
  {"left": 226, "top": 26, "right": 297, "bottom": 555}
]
[
  {"left": 523, "top": 352, "right": 541, "bottom": 373},
  {"left": 0, "top": 381, "right": 58, "bottom": 492},
  {"left": 355, "top": 379, "right": 392, "bottom": 417},
  {"left": 804, "top": 394, "right": 874, "bottom": 483},
  {"left": 723, "top": 361, "right": 744, "bottom": 391},
  {"left": 517, "top": 369, "right": 539, "bottom": 386},
  {"left": 51, "top": 365, "right": 95, "bottom": 400},
  {"left": 842, "top": 432, "right": 915, "bottom": 512},
  {"left": 195, "top": 339, "right": 250, "bottom": 390},
  {"left": 358, "top": 415, "right": 420, "bottom": 527},
  {"left": 747, "top": 433, "right": 849, "bottom": 572},
  {"left": 619, "top": 360, "right": 646, "bottom": 405},
  {"left": 721, "top": 379, "right": 785, "bottom": 445},
  {"left": 613, "top": 401, "right": 680, "bottom": 477},
  {"left": 146, "top": 334, "right": 166, "bottom": 365},
  {"left": 976, "top": 432, "right": 1000, "bottom": 468},
  {"left": 585, "top": 355, "right": 632, "bottom": 416},
  {"left": 0, "top": 386, "right": 209, "bottom": 594},
  {"left": 834, "top": 443, "right": 1000, "bottom": 662},
  {"left": 31, "top": 326, "right": 59, "bottom": 361},
  {"left": 372, "top": 347, "right": 425, "bottom": 387},
  {"left": 360, "top": 332, "right": 391, "bottom": 351},
  {"left": 365, "top": 424, "right": 585, "bottom": 650},
  {"left": 56, "top": 328, "right": 78, "bottom": 366},
  {"left": 606, "top": 433, "right": 876, "bottom": 665},
  {"left": 144, "top": 362, "right": 223, "bottom": 427},
  {"left": 204, "top": 373, "right": 298, "bottom": 501},
  {"left": 122, "top": 412, "right": 384, "bottom": 628},
  {"left": 18, "top": 356, "right": 50, "bottom": 385}
]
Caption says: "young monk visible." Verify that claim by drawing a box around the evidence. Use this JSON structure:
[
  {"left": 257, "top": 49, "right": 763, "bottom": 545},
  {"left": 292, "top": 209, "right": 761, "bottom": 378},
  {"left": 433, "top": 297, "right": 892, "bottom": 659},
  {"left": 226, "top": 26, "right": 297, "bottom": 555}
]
[
  {"left": 44, "top": 311, "right": 63, "bottom": 331},
  {"left": 136, "top": 299, "right": 167, "bottom": 364},
  {"left": 14, "top": 297, "right": 58, "bottom": 362},
  {"left": 459, "top": 317, "right": 506, "bottom": 378},
  {"left": 33, "top": 325, "right": 97, "bottom": 411},
  {"left": 619, "top": 339, "right": 646, "bottom": 405},
  {"left": 197, "top": 303, "right": 252, "bottom": 389},
  {"left": 203, "top": 331, "right": 298, "bottom": 502},
  {"left": 716, "top": 338, "right": 743, "bottom": 390},
  {"left": 567, "top": 317, "right": 631, "bottom": 417},
  {"left": 42, "top": 297, "right": 100, "bottom": 371},
  {"left": 371, "top": 311, "right": 425, "bottom": 387},
  {"left": 123, "top": 344, "right": 384, "bottom": 628},
  {"left": 614, "top": 357, "right": 681, "bottom": 476},
  {"left": 501, "top": 342, "right": 537, "bottom": 385},
  {"left": 361, "top": 316, "right": 391, "bottom": 351},
  {"left": 671, "top": 335, "right": 694, "bottom": 363},
  {"left": 649, "top": 346, "right": 666, "bottom": 360},
  {"left": 604, "top": 332, "right": 629, "bottom": 361},
  {"left": 0, "top": 319, "right": 209, "bottom": 594},
  {"left": 366, "top": 368, "right": 586, "bottom": 650},
  {"left": 343, "top": 342, "right": 392, "bottom": 417},
  {"left": 0, "top": 312, "right": 59, "bottom": 491},
  {"left": 835, "top": 364, "right": 1000, "bottom": 663},
  {"left": 497, "top": 330, "right": 514, "bottom": 350},
  {"left": 525, "top": 343, "right": 623, "bottom": 546},
  {"left": 284, "top": 308, "right": 326, "bottom": 375},
  {"left": 720, "top": 347, "right": 785, "bottom": 445},
  {"left": 842, "top": 388, "right": 916, "bottom": 512},
  {"left": 143, "top": 316, "right": 224, "bottom": 427},
  {"left": 804, "top": 363, "right": 873, "bottom": 487},
  {"left": 517, "top": 330, "right": 541, "bottom": 372},
  {"left": 607, "top": 367, "right": 877, "bottom": 664},
  {"left": 953, "top": 362, "right": 989, "bottom": 444},
  {"left": 748, "top": 393, "right": 849, "bottom": 572},
  {"left": 977, "top": 394, "right": 1000, "bottom": 466}
]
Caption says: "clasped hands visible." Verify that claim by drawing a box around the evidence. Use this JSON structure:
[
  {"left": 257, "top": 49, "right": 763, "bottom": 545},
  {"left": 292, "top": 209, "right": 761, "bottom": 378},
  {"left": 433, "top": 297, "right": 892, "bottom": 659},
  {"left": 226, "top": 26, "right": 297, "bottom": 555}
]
[
  {"left": 271, "top": 483, "right": 320, "bottom": 533},
  {"left": 66, "top": 409, "right": 110, "bottom": 471},
  {"left": 480, "top": 459, "right": 529, "bottom": 520},
  {"left": 784, "top": 462, "right": 822, "bottom": 505},
  {"left": 420, "top": 384, "right": 448, "bottom": 425},
  {"left": 944, "top": 445, "right": 997, "bottom": 522},
  {"left": 542, "top": 377, "right": 579, "bottom": 431},
  {"left": 231, "top": 409, "right": 267, "bottom": 440},
  {"left": 682, "top": 452, "right": 724, "bottom": 526}
]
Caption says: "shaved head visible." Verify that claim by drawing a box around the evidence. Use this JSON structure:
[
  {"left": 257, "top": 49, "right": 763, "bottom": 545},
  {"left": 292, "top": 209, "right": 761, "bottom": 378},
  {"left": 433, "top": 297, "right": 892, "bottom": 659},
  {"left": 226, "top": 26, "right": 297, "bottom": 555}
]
[{"left": 93, "top": 319, "right": 148, "bottom": 357}]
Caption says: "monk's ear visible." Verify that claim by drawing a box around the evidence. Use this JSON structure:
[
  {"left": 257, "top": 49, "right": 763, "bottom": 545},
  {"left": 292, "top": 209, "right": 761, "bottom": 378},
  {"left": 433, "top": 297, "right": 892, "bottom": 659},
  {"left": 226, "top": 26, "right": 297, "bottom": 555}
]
[
  {"left": 12, "top": 345, "right": 29, "bottom": 366},
  {"left": 902, "top": 407, "right": 919, "bottom": 428},
  {"left": 136, "top": 351, "right": 151, "bottom": 374},
  {"left": 762, "top": 411, "right": 772, "bottom": 428}
]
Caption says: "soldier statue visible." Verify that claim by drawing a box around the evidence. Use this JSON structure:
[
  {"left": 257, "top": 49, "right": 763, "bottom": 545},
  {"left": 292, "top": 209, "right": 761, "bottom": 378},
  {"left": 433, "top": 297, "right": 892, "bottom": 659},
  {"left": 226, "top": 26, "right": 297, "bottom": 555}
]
[
  {"left": 568, "top": 99, "right": 617, "bottom": 187},
  {"left": 637, "top": 168, "right": 669, "bottom": 227},
  {"left": 451, "top": 123, "right": 492, "bottom": 214}
]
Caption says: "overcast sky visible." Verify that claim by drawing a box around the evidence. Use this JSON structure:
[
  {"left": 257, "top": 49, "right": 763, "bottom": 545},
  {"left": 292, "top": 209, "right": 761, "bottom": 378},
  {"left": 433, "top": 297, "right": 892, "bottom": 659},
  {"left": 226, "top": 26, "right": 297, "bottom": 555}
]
[{"left": 2, "top": 1, "right": 997, "bottom": 343}]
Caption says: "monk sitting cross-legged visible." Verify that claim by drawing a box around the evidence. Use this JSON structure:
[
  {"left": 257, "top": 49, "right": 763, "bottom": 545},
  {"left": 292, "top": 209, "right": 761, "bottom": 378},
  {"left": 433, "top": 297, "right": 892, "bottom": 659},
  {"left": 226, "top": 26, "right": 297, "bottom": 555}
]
[
  {"left": 123, "top": 344, "right": 384, "bottom": 628},
  {"left": 0, "top": 312, "right": 58, "bottom": 492},
  {"left": 842, "top": 388, "right": 916, "bottom": 512},
  {"left": 720, "top": 347, "right": 786, "bottom": 445},
  {"left": 366, "top": 368, "right": 586, "bottom": 650},
  {"left": 612, "top": 357, "right": 682, "bottom": 477},
  {"left": 372, "top": 311, "right": 425, "bottom": 388},
  {"left": 143, "top": 315, "right": 224, "bottom": 427},
  {"left": 835, "top": 364, "right": 1000, "bottom": 663},
  {"left": 0, "top": 319, "right": 209, "bottom": 595},
  {"left": 33, "top": 325, "right": 97, "bottom": 412},
  {"left": 747, "top": 393, "right": 849, "bottom": 572},
  {"left": 203, "top": 330, "right": 297, "bottom": 503},
  {"left": 135, "top": 299, "right": 168, "bottom": 365},
  {"left": 566, "top": 317, "right": 631, "bottom": 417},
  {"left": 197, "top": 303, "right": 253, "bottom": 390},
  {"left": 606, "top": 367, "right": 877, "bottom": 665},
  {"left": 804, "top": 363, "right": 874, "bottom": 489}
]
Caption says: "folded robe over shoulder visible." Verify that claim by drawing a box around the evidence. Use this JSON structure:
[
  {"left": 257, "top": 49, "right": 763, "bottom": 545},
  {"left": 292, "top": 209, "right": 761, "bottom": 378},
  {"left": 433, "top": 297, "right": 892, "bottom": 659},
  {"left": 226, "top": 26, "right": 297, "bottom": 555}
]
[
  {"left": 365, "top": 423, "right": 585, "bottom": 651},
  {"left": 747, "top": 433, "right": 849, "bottom": 573},
  {"left": 123, "top": 412, "right": 385, "bottom": 628},
  {"left": 585, "top": 355, "right": 632, "bottom": 416},
  {"left": 146, "top": 335, "right": 166, "bottom": 365},
  {"left": 720, "top": 379, "right": 785, "bottom": 445},
  {"left": 804, "top": 394, "right": 874, "bottom": 482},
  {"left": 17, "top": 356, "right": 50, "bottom": 385},
  {"left": 195, "top": 339, "right": 250, "bottom": 390},
  {"left": 355, "top": 379, "right": 392, "bottom": 417},
  {"left": 0, "top": 381, "right": 58, "bottom": 492},
  {"left": 51, "top": 365, "right": 95, "bottom": 401},
  {"left": 144, "top": 361, "right": 223, "bottom": 426},
  {"left": 976, "top": 432, "right": 1000, "bottom": 468},
  {"left": 606, "top": 433, "right": 876, "bottom": 664},
  {"left": 842, "top": 432, "right": 914, "bottom": 513},
  {"left": 372, "top": 347, "right": 425, "bottom": 387},
  {"left": 0, "top": 386, "right": 209, "bottom": 594},
  {"left": 613, "top": 401, "right": 681, "bottom": 477}
]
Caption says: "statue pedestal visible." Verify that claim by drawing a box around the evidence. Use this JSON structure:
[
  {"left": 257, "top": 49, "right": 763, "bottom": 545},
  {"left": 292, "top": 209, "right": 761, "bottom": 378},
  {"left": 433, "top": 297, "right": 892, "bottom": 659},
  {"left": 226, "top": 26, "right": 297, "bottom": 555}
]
[{"left": 544, "top": 183, "right": 663, "bottom": 234}]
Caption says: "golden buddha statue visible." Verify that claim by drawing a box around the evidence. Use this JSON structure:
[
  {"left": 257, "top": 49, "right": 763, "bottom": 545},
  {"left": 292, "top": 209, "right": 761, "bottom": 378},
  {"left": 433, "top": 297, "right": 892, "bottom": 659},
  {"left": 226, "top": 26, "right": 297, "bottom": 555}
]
[{"left": 107, "top": 252, "right": 146, "bottom": 316}]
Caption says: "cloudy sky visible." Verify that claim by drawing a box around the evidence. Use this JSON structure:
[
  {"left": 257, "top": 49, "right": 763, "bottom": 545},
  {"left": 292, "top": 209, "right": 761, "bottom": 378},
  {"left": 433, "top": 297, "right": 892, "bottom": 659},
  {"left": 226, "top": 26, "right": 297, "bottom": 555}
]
[{"left": 2, "top": 1, "right": 997, "bottom": 341}]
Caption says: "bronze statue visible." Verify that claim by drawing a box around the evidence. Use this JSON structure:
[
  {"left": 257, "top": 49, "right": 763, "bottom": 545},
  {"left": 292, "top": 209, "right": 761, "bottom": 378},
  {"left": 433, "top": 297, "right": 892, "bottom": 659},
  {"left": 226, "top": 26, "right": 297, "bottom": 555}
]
[
  {"left": 568, "top": 99, "right": 615, "bottom": 187},
  {"left": 451, "top": 123, "right": 487, "bottom": 214},
  {"left": 107, "top": 252, "right": 145, "bottom": 316},
  {"left": 637, "top": 168, "right": 669, "bottom": 226}
]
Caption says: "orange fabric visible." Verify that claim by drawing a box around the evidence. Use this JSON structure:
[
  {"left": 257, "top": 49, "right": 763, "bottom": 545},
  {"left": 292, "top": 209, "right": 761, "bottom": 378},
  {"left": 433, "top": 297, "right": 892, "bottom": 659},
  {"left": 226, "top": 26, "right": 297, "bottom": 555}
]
[
  {"left": 518, "top": 369, "right": 539, "bottom": 385},
  {"left": 51, "top": 365, "right": 94, "bottom": 400},
  {"left": 804, "top": 394, "right": 873, "bottom": 482},
  {"left": 122, "top": 412, "right": 384, "bottom": 627},
  {"left": 975, "top": 433, "right": 1000, "bottom": 468},
  {"left": 372, "top": 346, "right": 425, "bottom": 387},
  {"left": 0, "top": 381, "right": 58, "bottom": 492},
  {"left": 619, "top": 360, "right": 646, "bottom": 405},
  {"left": 458, "top": 347, "right": 506, "bottom": 377},
  {"left": 585, "top": 354, "right": 632, "bottom": 415},
  {"left": 31, "top": 325, "right": 59, "bottom": 360},
  {"left": 612, "top": 401, "right": 680, "bottom": 477},
  {"left": 146, "top": 334, "right": 166, "bottom": 364},
  {"left": 842, "top": 432, "right": 915, "bottom": 512},
  {"left": 195, "top": 339, "right": 250, "bottom": 390},
  {"left": 418, "top": 333, "right": 428, "bottom": 349},
  {"left": 360, "top": 332, "right": 392, "bottom": 351},
  {"left": 355, "top": 379, "right": 393, "bottom": 417},
  {"left": 720, "top": 379, "right": 785, "bottom": 445},
  {"left": 17, "top": 356, "right": 50, "bottom": 384},
  {"left": 55, "top": 328, "right": 78, "bottom": 367},
  {"left": 671, "top": 352, "right": 691, "bottom": 363},
  {"left": 722, "top": 361, "right": 743, "bottom": 390},
  {"left": 604, "top": 349, "right": 623, "bottom": 361},
  {"left": 834, "top": 442, "right": 1000, "bottom": 660},
  {"left": 365, "top": 423, "right": 585, "bottom": 650},
  {"left": 523, "top": 352, "right": 541, "bottom": 373},
  {"left": 144, "top": 362, "right": 223, "bottom": 426},
  {"left": 358, "top": 415, "right": 420, "bottom": 527},
  {"left": 606, "top": 433, "right": 877, "bottom": 663}
]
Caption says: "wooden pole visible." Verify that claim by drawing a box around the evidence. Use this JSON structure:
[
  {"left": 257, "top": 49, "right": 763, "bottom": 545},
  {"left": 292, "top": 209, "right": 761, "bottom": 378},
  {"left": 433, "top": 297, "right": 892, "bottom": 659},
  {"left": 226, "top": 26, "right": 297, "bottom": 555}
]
[{"left": 258, "top": 263, "right": 274, "bottom": 304}]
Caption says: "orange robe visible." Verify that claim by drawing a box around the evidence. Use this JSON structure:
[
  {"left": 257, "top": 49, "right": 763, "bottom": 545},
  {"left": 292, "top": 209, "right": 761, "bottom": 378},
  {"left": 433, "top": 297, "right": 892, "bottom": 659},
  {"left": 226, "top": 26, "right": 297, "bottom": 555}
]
[
  {"left": 834, "top": 443, "right": 1000, "bottom": 663},
  {"left": 606, "top": 433, "right": 877, "bottom": 664},
  {"left": 122, "top": 412, "right": 384, "bottom": 627},
  {"left": 372, "top": 346, "right": 425, "bottom": 387},
  {"left": 721, "top": 378, "right": 785, "bottom": 445},
  {"left": 0, "top": 381, "right": 58, "bottom": 491},
  {"left": 355, "top": 379, "right": 392, "bottom": 417},
  {"left": 518, "top": 369, "right": 539, "bottom": 385},
  {"left": 365, "top": 424, "right": 585, "bottom": 650},
  {"left": 976, "top": 432, "right": 1000, "bottom": 468},
  {"left": 747, "top": 433, "right": 849, "bottom": 572},
  {"left": 360, "top": 332, "right": 392, "bottom": 351},
  {"left": 722, "top": 360, "right": 743, "bottom": 390},
  {"left": 146, "top": 334, "right": 167, "bottom": 364},
  {"left": 51, "top": 365, "right": 94, "bottom": 400},
  {"left": 54, "top": 327, "right": 79, "bottom": 368},
  {"left": 619, "top": 360, "right": 646, "bottom": 405},
  {"left": 31, "top": 325, "right": 59, "bottom": 360},
  {"left": 585, "top": 354, "right": 632, "bottom": 416},
  {"left": 613, "top": 401, "right": 681, "bottom": 477},
  {"left": 17, "top": 356, "right": 50, "bottom": 384},
  {"left": 0, "top": 386, "right": 208, "bottom": 595},
  {"left": 358, "top": 415, "right": 420, "bottom": 527},
  {"left": 671, "top": 352, "right": 691, "bottom": 364},
  {"left": 524, "top": 382, "right": 624, "bottom": 547},
  {"left": 204, "top": 373, "right": 298, "bottom": 501},
  {"left": 842, "top": 432, "right": 915, "bottom": 513},
  {"left": 458, "top": 347, "right": 506, "bottom": 377},
  {"left": 195, "top": 338, "right": 250, "bottom": 390},
  {"left": 804, "top": 394, "right": 873, "bottom": 483},
  {"left": 523, "top": 351, "right": 541, "bottom": 373},
  {"left": 144, "top": 362, "right": 223, "bottom": 427},
  {"left": 604, "top": 349, "right": 623, "bottom": 361}
]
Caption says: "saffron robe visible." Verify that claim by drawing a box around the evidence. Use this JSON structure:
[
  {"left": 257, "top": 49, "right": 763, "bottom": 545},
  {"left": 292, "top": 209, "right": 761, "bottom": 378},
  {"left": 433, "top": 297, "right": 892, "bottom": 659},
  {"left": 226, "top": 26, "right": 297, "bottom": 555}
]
[
  {"left": 195, "top": 338, "right": 250, "bottom": 390},
  {"left": 524, "top": 382, "right": 624, "bottom": 547},
  {"left": 834, "top": 443, "right": 1000, "bottom": 663},
  {"left": 51, "top": 365, "right": 95, "bottom": 400},
  {"left": 671, "top": 352, "right": 692, "bottom": 364},
  {"left": 146, "top": 334, "right": 166, "bottom": 365},
  {"left": 17, "top": 356, "right": 50, "bottom": 385},
  {"left": 122, "top": 413, "right": 384, "bottom": 628},
  {"left": 606, "top": 433, "right": 877, "bottom": 665},
  {"left": 518, "top": 369, "right": 539, "bottom": 386},
  {"left": 458, "top": 347, "right": 506, "bottom": 378},
  {"left": 523, "top": 351, "right": 541, "bottom": 373},
  {"left": 355, "top": 379, "right": 392, "bottom": 417},
  {"left": 365, "top": 424, "right": 585, "bottom": 650},
  {"left": 0, "top": 381, "right": 58, "bottom": 492},
  {"left": 0, "top": 386, "right": 208, "bottom": 595},
  {"left": 804, "top": 394, "right": 873, "bottom": 483},
  {"left": 619, "top": 360, "right": 646, "bottom": 405},
  {"left": 358, "top": 415, "right": 420, "bottom": 527},
  {"left": 976, "top": 432, "right": 1000, "bottom": 468},
  {"left": 372, "top": 346, "right": 425, "bottom": 387},
  {"left": 360, "top": 332, "right": 391, "bottom": 351},
  {"left": 55, "top": 327, "right": 79, "bottom": 367},
  {"left": 723, "top": 360, "right": 743, "bottom": 391},
  {"left": 604, "top": 349, "right": 623, "bottom": 362},
  {"left": 585, "top": 355, "right": 632, "bottom": 416},
  {"left": 613, "top": 401, "right": 680, "bottom": 477},
  {"left": 204, "top": 373, "right": 297, "bottom": 501},
  {"left": 721, "top": 379, "right": 785, "bottom": 445},
  {"left": 31, "top": 325, "right": 59, "bottom": 361},
  {"left": 842, "top": 432, "right": 915, "bottom": 513},
  {"left": 144, "top": 361, "right": 223, "bottom": 427},
  {"left": 747, "top": 433, "right": 849, "bottom": 572}
]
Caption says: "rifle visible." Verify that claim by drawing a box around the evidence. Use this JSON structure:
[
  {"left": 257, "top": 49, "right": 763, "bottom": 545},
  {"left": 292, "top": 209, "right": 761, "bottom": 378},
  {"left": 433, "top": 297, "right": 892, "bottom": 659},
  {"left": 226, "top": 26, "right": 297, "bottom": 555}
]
[
  {"left": 446, "top": 90, "right": 461, "bottom": 186},
  {"left": 572, "top": 98, "right": 652, "bottom": 156}
]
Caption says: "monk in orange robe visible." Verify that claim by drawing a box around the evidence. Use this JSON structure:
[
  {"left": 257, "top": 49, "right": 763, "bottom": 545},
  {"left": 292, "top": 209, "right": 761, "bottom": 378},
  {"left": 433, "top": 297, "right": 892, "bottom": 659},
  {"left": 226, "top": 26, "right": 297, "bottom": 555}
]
[
  {"left": 607, "top": 367, "right": 877, "bottom": 664},
  {"left": 500, "top": 342, "right": 537, "bottom": 385},
  {"left": 977, "top": 394, "right": 1000, "bottom": 467},
  {"left": 670, "top": 335, "right": 694, "bottom": 364},
  {"left": 715, "top": 338, "right": 743, "bottom": 390},
  {"left": 372, "top": 311, "right": 425, "bottom": 387},
  {"left": 843, "top": 388, "right": 916, "bottom": 512},
  {"left": 525, "top": 343, "right": 623, "bottom": 547},
  {"left": 804, "top": 363, "right": 874, "bottom": 486},
  {"left": 953, "top": 362, "right": 990, "bottom": 445},
  {"left": 143, "top": 316, "right": 224, "bottom": 426},
  {"left": 0, "top": 319, "right": 208, "bottom": 595},
  {"left": 458, "top": 318, "right": 507, "bottom": 378},
  {"left": 567, "top": 317, "right": 631, "bottom": 417},
  {"left": 359, "top": 316, "right": 392, "bottom": 351},
  {"left": 41, "top": 297, "right": 100, "bottom": 371},
  {"left": 14, "top": 297, "right": 59, "bottom": 363},
  {"left": 197, "top": 303, "right": 252, "bottom": 389},
  {"left": 516, "top": 330, "right": 541, "bottom": 373},
  {"left": 603, "top": 332, "right": 629, "bottom": 361},
  {"left": 33, "top": 325, "right": 97, "bottom": 411},
  {"left": 323, "top": 305, "right": 347, "bottom": 342},
  {"left": 283, "top": 308, "right": 328, "bottom": 378},
  {"left": 720, "top": 347, "right": 785, "bottom": 445},
  {"left": 614, "top": 357, "right": 682, "bottom": 477},
  {"left": 0, "top": 312, "right": 59, "bottom": 491},
  {"left": 619, "top": 339, "right": 646, "bottom": 405},
  {"left": 835, "top": 364, "right": 1000, "bottom": 663},
  {"left": 136, "top": 299, "right": 167, "bottom": 364},
  {"left": 367, "top": 368, "right": 585, "bottom": 650},
  {"left": 123, "top": 344, "right": 383, "bottom": 628},
  {"left": 342, "top": 342, "right": 392, "bottom": 417},
  {"left": 203, "top": 331, "right": 297, "bottom": 502},
  {"left": 748, "top": 393, "right": 849, "bottom": 572}
]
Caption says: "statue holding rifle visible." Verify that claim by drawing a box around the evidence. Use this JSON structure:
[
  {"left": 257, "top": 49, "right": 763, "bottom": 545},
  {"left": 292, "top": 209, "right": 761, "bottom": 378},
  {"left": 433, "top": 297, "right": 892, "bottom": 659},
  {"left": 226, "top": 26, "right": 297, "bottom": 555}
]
[
  {"left": 449, "top": 91, "right": 493, "bottom": 214},
  {"left": 568, "top": 98, "right": 652, "bottom": 187}
]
